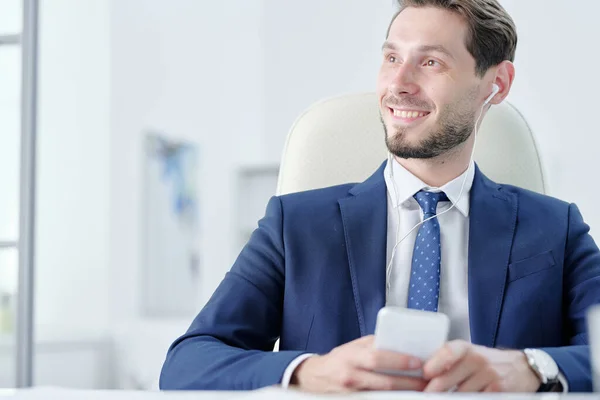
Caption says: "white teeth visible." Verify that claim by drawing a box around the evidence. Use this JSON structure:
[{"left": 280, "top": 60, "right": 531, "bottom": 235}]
[{"left": 393, "top": 109, "right": 427, "bottom": 118}]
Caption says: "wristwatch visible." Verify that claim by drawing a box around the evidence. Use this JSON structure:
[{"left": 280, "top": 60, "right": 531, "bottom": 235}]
[{"left": 523, "top": 348, "right": 560, "bottom": 392}]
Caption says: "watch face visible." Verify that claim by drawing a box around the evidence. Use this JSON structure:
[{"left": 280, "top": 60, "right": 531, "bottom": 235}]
[{"left": 530, "top": 349, "right": 559, "bottom": 379}]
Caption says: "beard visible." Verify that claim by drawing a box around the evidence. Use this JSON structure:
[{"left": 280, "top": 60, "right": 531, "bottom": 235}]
[{"left": 383, "top": 89, "right": 478, "bottom": 159}]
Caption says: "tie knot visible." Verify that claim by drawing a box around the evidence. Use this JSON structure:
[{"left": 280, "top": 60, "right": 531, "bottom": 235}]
[{"left": 413, "top": 190, "right": 448, "bottom": 215}]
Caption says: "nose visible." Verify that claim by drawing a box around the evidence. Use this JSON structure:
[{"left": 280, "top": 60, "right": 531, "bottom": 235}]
[{"left": 388, "top": 63, "right": 420, "bottom": 97}]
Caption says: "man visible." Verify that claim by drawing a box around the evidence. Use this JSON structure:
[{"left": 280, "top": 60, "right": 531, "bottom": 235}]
[{"left": 160, "top": 0, "right": 600, "bottom": 392}]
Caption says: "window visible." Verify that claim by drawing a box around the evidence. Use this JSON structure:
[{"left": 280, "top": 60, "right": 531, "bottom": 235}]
[
  {"left": 0, "top": 0, "right": 22, "bottom": 36},
  {"left": 0, "top": 0, "right": 22, "bottom": 358},
  {"left": 0, "top": 46, "right": 22, "bottom": 241}
]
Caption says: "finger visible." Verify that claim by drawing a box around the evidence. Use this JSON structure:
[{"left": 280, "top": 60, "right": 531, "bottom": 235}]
[
  {"left": 337, "top": 336, "right": 373, "bottom": 354},
  {"left": 423, "top": 340, "right": 470, "bottom": 379},
  {"left": 354, "top": 348, "right": 422, "bottom": 372},
  {"left": 424, "top": 355, "right": 482, "bottom": 392},
  {"left": 352, "top": 335, "right": 375, "bottom": 347},
  {"left": 340, "top": 369, "right": 427, "bottom": 392},
  {"left": 456, "top": 368, "right": 497, "bottom": 392},
  {"left": 484, "top": 381, "right": 502, "bottom": 392}
]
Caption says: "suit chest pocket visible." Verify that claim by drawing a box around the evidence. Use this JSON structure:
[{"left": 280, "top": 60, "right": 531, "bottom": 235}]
[{"left": 508, "top": 250, "right": 555, "bottom": 282}]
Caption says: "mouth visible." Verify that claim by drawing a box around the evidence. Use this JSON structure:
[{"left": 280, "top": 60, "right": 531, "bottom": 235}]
[{"left": 387, "top": 107, "right": 431, "bottom": 124}]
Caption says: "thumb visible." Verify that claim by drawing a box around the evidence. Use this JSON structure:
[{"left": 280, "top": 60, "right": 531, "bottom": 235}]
[{"left": 355, "top": 335, "right": 375, "bottom": 347}]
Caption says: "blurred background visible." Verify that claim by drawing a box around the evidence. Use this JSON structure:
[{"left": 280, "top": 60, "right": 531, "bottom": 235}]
[{"left": 0, "top": 0, "right": 599, "bottom": 391}]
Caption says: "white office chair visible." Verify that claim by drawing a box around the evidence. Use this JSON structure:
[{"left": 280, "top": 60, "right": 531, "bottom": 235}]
[{"left": 277, "top": 92, "right": 546, "bottom": 196}]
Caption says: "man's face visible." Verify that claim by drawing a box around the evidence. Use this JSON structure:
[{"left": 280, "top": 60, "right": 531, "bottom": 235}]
[{"left": 377, "top": 7, "right": 485, "bottom": 159}]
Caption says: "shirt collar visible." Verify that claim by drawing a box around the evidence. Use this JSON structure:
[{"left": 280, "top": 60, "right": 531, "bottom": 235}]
[{"left": 383, "top": 157, "right": 474, "bottom": 217}]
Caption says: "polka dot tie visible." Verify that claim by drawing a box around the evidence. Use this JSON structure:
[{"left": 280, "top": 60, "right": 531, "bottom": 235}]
[{"left": 407, "top": 190, "right": 448, "bottom": 312}]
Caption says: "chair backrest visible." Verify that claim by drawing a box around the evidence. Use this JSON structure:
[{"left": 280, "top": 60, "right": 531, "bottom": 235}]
[{"left": 276, "top": 92, "right": 546, "bottom": 196}]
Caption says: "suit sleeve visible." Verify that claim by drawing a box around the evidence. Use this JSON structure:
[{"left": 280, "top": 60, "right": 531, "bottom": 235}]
[
  {"left": 542, "top": 203, "right": 600, "bottom": 392},
  {"left": 159, "top": 196, "right": 307, "bottom": 390}
]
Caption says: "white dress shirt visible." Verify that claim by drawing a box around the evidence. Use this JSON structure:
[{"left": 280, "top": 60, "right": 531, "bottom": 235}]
[
  {"left": 281, "top": 159, "right": 566, "bottom": 391},
  {"left": 383, "top": 158, "right": 473, "bottom": 342}
]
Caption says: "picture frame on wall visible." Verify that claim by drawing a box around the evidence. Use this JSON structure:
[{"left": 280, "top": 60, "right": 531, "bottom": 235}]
[{"left": 141, "top": 132, "right": 201, "bottom": 318}]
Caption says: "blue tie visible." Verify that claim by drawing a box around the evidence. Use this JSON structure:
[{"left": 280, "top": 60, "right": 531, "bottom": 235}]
[{"left": 407, "top": 190, "right": 448, "bottom": 312}]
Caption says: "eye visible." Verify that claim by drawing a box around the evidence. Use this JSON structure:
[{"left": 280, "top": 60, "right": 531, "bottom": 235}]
[
  {"left": 386, "top": 54, "right": 397, "bottom": 63},
  {"left": 425, "top": 59, "right": 440, "bottom": 67}
]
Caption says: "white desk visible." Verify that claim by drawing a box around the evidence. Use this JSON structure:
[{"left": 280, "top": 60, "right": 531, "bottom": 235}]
[{"left": 0, "top": 387, "right": 598, "bottom": 400}]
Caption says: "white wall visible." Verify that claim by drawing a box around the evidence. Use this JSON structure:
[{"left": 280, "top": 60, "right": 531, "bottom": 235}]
[
  {"left": 108, "top": 0, "right": 266, "bottom": 388},
  {"left": 0, "top": 1, "right": 22, "bottom": 244},
  {"left": 263, "top": 0, "right": 396, "bottom": 161},
  {"left": 36, "top": 0, "right": 111, "bottom": 339},
  {"left": 499, "top": 0, "right": 600, "bottom": 235}
]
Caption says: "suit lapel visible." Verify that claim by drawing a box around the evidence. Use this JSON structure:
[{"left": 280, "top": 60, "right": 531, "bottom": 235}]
[
  {"left": 468, "top": 166, "right": 518, "bottom": 347},
  {"left": 338, "top": 162, "right": 388, "bottom": 336}
]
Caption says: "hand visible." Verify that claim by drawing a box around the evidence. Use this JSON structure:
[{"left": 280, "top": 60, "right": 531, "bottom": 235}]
[
  {"left": 291, "top": 335, "right": 427, "bottom": 393},
  {"left": 422, "top": 340, "right": 541, "bottom": 392}
]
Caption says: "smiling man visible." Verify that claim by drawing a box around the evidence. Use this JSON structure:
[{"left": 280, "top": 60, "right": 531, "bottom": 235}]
[{"left": 160, "top": 0, "right": 600, "bottom": 393}]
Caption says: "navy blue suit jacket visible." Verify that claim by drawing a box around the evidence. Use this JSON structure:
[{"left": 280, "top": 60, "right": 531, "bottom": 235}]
[{"left": 160, "top": 162, "right": 600, "bottom": 391}]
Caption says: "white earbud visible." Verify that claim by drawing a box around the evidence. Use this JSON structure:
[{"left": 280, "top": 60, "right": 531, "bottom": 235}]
[{"left": 484, "top": 83, "right": 500, "bottom": 105}]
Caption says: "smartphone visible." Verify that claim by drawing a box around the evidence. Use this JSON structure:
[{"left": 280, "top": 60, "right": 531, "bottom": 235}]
[{"left": 373, "top": 306, "right": 450, "bottom": 377}]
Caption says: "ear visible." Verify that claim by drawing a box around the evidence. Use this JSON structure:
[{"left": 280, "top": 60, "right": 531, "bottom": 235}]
[{"left": 489, "top": 60, "right": 515, "bottom": 105}]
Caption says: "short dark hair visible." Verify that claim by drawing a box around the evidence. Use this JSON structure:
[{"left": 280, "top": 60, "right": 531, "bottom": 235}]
[{"left": 388, "top": 0, "right": 517, "bottom": 76}]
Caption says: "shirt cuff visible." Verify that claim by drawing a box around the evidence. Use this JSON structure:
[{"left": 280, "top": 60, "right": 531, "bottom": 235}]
[
  {"left": 281, "top": 353, "right": 315, "bottom": 388},
  {"left": 557, "top": 371, "right": 569, "bottom": 392}
]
